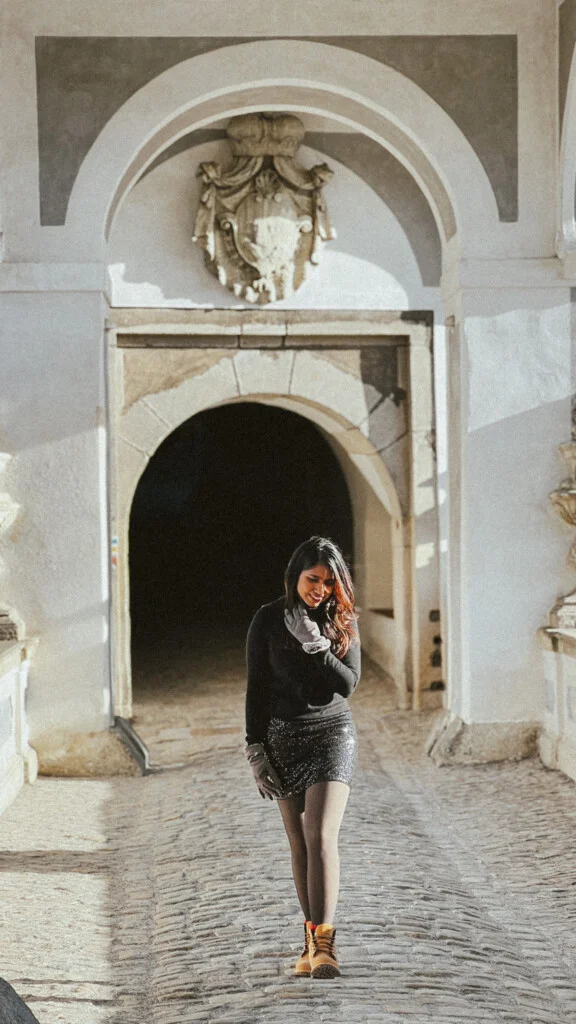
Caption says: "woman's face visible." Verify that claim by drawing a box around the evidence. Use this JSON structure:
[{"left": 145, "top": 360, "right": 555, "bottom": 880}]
[{"left": 296, "top": 563, "right": 335, "bottom": 609}]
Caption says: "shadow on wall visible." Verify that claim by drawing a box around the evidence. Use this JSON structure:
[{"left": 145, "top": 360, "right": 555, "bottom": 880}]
[
  {"left": 129, "top": 402, "right": 354, "bottom": 655},
  {"left": 107, "top": 143, "right": 438, "bottom": 310}
]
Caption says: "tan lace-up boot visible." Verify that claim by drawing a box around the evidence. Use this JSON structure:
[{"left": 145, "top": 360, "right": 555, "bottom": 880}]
[
  {"left": 309, "top": 922, "right": 340, "bottom": 978},
  {"left": 293, "top": 920, "right": 312, "bottom": 976}
]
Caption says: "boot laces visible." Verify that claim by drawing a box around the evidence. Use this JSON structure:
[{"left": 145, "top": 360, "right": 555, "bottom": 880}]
[{"left": 313, "top": 929, "right": 336, "bottom": 957}]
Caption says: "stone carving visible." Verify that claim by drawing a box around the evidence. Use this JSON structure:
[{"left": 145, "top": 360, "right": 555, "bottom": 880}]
[
  {"left": 549, "top": 441, "right": 576, "bottom": 628},
  {"left": 192, "top": 114, "right": 335, "bottom": 304}
]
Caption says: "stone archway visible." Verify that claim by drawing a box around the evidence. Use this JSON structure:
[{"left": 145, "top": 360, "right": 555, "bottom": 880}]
[
  {"left": 128, "top": 400, "right": 356, "bottom": 652},
  {"left": 109, "top": 314, "right": 439, "bottom": 724},
  {"left": 64, "top": 39, "right": 497, "bottom": 259}
]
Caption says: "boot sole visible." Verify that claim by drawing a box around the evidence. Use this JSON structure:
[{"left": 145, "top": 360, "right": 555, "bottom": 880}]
[{"left": 311, "top": 963, "right": 340, "bottom": 979}]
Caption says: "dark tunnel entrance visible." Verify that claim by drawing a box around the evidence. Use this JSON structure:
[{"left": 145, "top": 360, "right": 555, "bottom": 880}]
[{"left": 129, "top": 401, "right": 354, "bottom": 675}]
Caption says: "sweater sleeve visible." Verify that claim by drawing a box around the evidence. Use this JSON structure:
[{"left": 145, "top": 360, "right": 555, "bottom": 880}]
[
  {"left": 245, "top": 607, "right": 273, "bottom": 746},
  {"left": 308, "top": 636, "right": 361, "bottom": 698}
]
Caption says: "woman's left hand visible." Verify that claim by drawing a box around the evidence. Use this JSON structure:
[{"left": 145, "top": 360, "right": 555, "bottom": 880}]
[{"left": 284, "top": 606, "right": 331, "bottom": 652}]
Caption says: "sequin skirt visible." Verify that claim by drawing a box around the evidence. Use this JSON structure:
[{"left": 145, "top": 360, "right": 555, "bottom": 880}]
[{"left": 265, "top": 709, "right": 358, "bottom": 798}]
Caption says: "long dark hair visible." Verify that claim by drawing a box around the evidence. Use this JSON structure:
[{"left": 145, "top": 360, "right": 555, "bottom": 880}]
[{"left": 284, "top": 536, "right": 358, "bottom": 658}]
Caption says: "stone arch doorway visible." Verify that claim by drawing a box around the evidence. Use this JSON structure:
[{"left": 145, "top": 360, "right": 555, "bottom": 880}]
[
  {"left": 123, "top": 393, "right": 400, "bottom": 765},
  {"left": 128, "top": 401, "right": 355, "bottom": 663},
  {"left": 110, "top": 335, "right": 423, "bottom": 728}
]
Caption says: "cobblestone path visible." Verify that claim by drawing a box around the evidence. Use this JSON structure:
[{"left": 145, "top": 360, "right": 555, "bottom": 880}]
[{"left": 2, "top": 646, "right": 576, "bottom": 1023}]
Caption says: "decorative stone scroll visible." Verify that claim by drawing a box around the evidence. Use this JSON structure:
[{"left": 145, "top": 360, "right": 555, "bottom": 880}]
[
  {"left": 192, "top": 113, "right": 336, "bottom": 304},
  {"left": 548, "top": 441, "right": 576, "bottom": 628}
]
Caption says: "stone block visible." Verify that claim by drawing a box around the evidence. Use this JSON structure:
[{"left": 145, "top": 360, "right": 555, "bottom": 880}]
[
  {"left": 144, "top": 353, "right": 239, "bottom": 428},
  {"left": 239, "top": 335, "right": 282, "bottom": 347},
  {"left": 333, "top": 426, "right": 380, "bottom": 457},
  {"left": 556, "top": 733, "right": 576, "bottom": 781},
  {"left": 376, "top": 434, "right": 410, "bottom": 515},
  {"left": 426, "top": 710, "right": 539, "bottom": 766},
  {"left": 537, "top": 727, "right": 558, "bottom": 770},
  {"left": 122, "top": 348, "right": 238, "bottom": 411},
  {"left": 364, "top": 394, "right": 407, "bottom": 453},
  {"left": 233, "top": 349, "right": 294, "bottom": 396},
  {"left": 115, "top": 437, "right": 149, "bottom": 515},
  {"left": 290, "top": 350, "right": 369, "bottom": 426},
  {"left": 119, "top": 399, "right": 168, "bottom": 456}
]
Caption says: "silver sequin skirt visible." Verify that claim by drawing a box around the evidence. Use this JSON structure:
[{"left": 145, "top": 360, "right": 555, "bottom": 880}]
[{"left": 265, "top": 709, "right": 358, "bottom": 798}]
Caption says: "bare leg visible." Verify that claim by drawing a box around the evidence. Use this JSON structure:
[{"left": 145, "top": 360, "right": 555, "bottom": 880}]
[
  {"left": 303, "top": 781, "right": 350, "bottom": 926},
  {"left": 277, "top": 792, "right": 310, "bottom": 920}
]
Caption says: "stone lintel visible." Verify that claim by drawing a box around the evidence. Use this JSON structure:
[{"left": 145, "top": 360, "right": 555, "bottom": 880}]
[
  {"left": 285, "top": 334, "right": 408, "bottom": 348},
  {"left": 117, "top": 333, "right": 239, "bottom": 348},
  {"left": 426, "top": 710, "right": 539, "bottom": 766},
  {"left": 117, "top": 332, "right": 409, "bottom": 349},
  {"left": 111, "top": 308, "right": 428, "bottom": 340},
  {"left": 239, "top": 335, "right": 283, "bottom": 348}
]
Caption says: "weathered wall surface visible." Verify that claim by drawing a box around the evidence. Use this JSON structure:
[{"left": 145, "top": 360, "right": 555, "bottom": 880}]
[
  {"left": 35, "top": 33, "right": 518, "bottom": 225},
  {"left": 0, "top": 0, "right": 573, "bottom": 783},
  {"left": 462, "top": 289, "right": 573, "bottom": 723},
  {"left": 0, "top": 290, "right": 114, "bottom": 770},
  {"left": 108, "top": 139, "right": 439, "bottom": 308}
]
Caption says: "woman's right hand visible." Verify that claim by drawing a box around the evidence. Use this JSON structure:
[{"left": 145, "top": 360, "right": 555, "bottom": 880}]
[
  {"left": 245, "top": 743, "right": 282, "bottom": 800},
  {"left": 284, "top": 605, "right": 331, "bottom": 653}
]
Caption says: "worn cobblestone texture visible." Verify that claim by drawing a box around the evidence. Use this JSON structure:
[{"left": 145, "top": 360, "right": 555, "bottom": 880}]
[{"left": 1, "top": 645, "right": 576, "bottom": 1023}]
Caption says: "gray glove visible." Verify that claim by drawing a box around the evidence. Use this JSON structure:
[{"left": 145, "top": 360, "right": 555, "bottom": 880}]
[
  {"left": 284, "top": 605, "right": 331, "bottom": 654},
  {"left": 245, "top": 742, "right": 282, "bottom": 800}
]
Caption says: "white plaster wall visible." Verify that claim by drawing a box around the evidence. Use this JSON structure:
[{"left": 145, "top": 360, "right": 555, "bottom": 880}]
[
  {"left": 0, "top": 0, "right": 567, "bottom": 758},
  {"left": 108, "top": 144, "right": 438, "bottom": 310},
  {"left": 0, "top": 293, "right": 110, "bottom": 744},
  {"left": 460, "top": 288, "right": 574, "bottom": 723}
]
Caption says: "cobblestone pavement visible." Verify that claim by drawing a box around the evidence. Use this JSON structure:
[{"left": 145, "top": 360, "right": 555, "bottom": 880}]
[{"left": 2, "top": 644, "right": 576, "bottom": 1023}]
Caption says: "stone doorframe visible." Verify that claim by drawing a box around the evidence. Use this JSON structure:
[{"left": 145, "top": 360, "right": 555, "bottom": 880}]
[{"left": 106, "top": 309, "right": 438, "bottom": 721}]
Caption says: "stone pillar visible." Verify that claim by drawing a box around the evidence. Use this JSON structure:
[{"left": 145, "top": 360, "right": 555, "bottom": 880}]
[
  {"left": 0, "top": 276, "right": 135, "bottom": 775},
  {"left": 428, "top": 270, "right": 573, "bottom": 764}
]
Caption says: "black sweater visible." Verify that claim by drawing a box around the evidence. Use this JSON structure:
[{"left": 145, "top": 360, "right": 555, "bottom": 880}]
[{"left": 245, "top": 596, "right": 361, "bottom": 745}]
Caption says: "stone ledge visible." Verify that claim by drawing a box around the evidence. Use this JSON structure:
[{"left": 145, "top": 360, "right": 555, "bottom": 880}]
[
  {"left": 35, "top": 728, "right": 141, "bottom": 778},
  {"left": 426, "top": 711, "right": 539, "bottom": 766}
]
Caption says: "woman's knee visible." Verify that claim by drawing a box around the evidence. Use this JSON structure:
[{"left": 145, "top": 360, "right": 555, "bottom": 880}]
[
  {"left": 304, "top": 822, "right": 340, "bottom": 855},
  {"left": 284, "top": 824, "right": 307, "bottom": 856}
]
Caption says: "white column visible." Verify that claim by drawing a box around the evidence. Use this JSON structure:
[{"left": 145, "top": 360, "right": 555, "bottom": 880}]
[
  {"left": 429, "top": 266, "right": 573, "bottom": 762},
  {"left": 0, "top": 275, "right": 121, "bottom": 773}
]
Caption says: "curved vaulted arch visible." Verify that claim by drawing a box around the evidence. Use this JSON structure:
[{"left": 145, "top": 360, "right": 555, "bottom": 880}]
[{"left": 65, "top": 40, "right": 499, "bottom": 258}]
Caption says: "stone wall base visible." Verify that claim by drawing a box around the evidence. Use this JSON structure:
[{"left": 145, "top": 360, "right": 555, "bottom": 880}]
[
  {"left": 538, "top": 728, "right": 576, "bottom": 783},
  {"left": 0, "top": 758, "right": 25, "bottom": 816},
  {"left": 36, "top": 728, "right": 141, "bottom": 777},
  {"left": 426, "top": 711, "right": 539, "bottom": 766}
]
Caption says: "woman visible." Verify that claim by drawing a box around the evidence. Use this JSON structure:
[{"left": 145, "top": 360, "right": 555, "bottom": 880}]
[{"left": 244, "top": 536, "right": 360, "bottom": 979}]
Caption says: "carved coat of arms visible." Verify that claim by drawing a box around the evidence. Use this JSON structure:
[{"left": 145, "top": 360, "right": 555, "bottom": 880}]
[{"left": 192, "top": 113, "right": 336, "bottom": 304}]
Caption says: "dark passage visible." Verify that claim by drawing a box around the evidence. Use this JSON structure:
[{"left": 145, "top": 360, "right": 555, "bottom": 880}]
[{"left": 129, "top": 402, "right": 353, "bottom": 661}]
